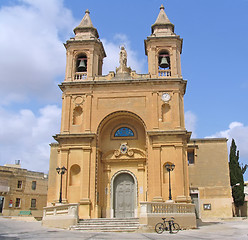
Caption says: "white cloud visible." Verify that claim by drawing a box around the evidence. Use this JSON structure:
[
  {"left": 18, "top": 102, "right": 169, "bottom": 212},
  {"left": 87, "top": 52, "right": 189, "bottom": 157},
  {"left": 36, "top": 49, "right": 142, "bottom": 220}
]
[
  {"left": 0, "top": 105, "right": 61, "bottom": 173},
  {"left": 102, "top": 34, "right": 146, "bottom": 75},
  {"left": 206, "top": 121, "right": 248, "bottom": 162},
  {"left": 0, "top": 0, "right": 76, "bottom": 105},
  {"left": 185, "top": 110, "right": 197, "bottom": 138}
]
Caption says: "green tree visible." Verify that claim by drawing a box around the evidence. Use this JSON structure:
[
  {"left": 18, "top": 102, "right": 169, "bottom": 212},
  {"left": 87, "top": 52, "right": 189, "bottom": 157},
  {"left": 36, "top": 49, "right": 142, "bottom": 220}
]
[{"left": 229, "top": 139, "right": 245, "bottom": 207}]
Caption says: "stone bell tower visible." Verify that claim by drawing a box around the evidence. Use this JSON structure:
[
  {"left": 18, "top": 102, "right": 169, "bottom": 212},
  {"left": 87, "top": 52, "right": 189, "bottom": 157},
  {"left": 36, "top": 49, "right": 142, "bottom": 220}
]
[
  {"left": 145, "top": 4, "right": 182, "bottom": 79},
  {"left": 64, "top": 9, "right": 106, "bottom": 82},
  {"left": 144, "top": 4, "right": 191, "bottom": 203}
]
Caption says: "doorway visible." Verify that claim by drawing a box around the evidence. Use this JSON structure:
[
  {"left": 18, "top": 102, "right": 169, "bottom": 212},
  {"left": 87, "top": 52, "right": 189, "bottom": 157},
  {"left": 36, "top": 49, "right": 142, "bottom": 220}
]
[
  {"left": 113, "top": 173, "right": 134, "bottom": 218},
  {"left": 0, "top": 197, "right": 4, "bottom": 213},
  {"left": 190, "top": 193, "right": 199, "bottom": 219}
]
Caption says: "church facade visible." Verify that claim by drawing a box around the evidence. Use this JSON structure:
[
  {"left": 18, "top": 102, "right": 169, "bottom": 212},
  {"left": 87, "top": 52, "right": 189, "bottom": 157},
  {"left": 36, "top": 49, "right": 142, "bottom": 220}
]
[{"left": 45, "top": 6, "right": 232, "bottom": 228}]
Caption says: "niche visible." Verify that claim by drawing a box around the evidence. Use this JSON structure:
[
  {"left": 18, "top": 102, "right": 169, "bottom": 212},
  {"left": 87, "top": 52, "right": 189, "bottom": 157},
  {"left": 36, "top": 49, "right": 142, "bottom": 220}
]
[
  {"left": 69, "top": 164, "right": 81, "bottom": 186},
  {"left": 72, "top": 106, "right": 83, "bottom": 125},
  {"left": 162, "top": 103, "right": 171, "bottom": 122}
]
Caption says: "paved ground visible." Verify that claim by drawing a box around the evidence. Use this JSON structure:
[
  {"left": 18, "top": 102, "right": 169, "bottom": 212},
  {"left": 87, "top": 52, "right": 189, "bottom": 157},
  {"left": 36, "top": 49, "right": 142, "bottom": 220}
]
[{"left": 0, "top": 217, "right": 248, "bottom": 239}]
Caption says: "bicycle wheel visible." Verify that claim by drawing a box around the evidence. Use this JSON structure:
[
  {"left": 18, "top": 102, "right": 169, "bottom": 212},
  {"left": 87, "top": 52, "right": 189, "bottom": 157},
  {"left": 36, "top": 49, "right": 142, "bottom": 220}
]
[
  {"left": 171, "top": 223, "right": 180, "bottom": 233},
  {"left": 155, "top": 222, "right": 164, "bottom": 234}
]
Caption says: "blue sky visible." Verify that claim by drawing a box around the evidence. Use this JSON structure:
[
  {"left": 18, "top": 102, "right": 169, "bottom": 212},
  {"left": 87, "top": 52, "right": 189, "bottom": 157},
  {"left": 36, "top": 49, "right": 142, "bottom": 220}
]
[{"left": 0, "top": 0, "right": 248, "bottom": 179}]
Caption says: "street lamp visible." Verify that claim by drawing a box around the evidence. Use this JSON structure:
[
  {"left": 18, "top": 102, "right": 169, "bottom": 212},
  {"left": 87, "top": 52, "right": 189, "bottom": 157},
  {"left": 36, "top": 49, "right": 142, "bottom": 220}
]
[
  {"left": 56, "top": 166, "right": 67, "bottom": 203},
  {"left": 165, "top": 163, "right": 175, "bottom": 200}
]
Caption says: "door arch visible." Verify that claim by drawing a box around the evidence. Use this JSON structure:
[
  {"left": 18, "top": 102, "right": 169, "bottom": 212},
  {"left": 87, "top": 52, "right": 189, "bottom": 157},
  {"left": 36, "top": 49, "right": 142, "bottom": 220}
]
[{"left": 112, "top": 171, "right": 137, "bottom": 218}]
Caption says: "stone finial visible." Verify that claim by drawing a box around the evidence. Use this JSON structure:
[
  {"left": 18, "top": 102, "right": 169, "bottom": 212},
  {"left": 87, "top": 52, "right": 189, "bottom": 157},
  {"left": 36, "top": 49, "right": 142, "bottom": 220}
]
[
  {"left": 73, "top": 9, "right": 99, "bottom": 39},
  {"left": 151, "top": 4, "right": 175, "bottom": 36}
]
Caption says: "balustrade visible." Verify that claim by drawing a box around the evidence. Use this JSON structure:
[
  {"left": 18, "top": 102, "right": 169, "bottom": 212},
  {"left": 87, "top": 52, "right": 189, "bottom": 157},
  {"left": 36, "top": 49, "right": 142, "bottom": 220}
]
[
  {"left": 140, "top": 202, "right": 195, "bottom": 214},
  {"left": 158, "top": 69, "right": 171, "bottom": 77},
  {"left": 74, "top": 72, "right": 87, "bottom": 80}
]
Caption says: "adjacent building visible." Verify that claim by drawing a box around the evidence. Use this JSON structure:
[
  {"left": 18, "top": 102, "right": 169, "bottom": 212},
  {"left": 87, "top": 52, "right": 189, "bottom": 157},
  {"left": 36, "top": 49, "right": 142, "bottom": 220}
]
[{"left": 0, "top": 161, "right": 48, "bottom": 218}]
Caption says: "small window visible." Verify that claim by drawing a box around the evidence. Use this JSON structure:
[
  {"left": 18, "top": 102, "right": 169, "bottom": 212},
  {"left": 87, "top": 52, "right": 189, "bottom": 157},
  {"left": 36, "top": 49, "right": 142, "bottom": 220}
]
[
  {"left": 15, "top": 198, "right": 21, "bottom": 208},
  {"left": 114, "top": 127, "right": 134, "bottom": 137},
  {"left": 31, "top": 199, "right": 36, "bottom": 208},
  {"left": 32, "top": 181, "right": 36, "bottom": 190},
  {"left": 188, "top": 150, "right": 195, "bottom": 164},
  {"left": 17, "top": 181, "right": 22, "bottom": 189}
]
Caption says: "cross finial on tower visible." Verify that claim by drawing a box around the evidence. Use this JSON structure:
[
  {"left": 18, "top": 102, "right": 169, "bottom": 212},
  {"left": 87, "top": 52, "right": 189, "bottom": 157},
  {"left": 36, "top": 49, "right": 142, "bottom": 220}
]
[{"left": 160, "top": 4, "right": 165, "bottom": 10}]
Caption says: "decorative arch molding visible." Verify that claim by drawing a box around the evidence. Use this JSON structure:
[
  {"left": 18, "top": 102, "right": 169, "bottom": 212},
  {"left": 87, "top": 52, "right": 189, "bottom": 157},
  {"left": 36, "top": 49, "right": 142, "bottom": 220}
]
[
  {"left": 96, "top": 111, "right": 147, "bottom": 139},
  {"left": 94, "top": 111, "right": 147, "bottom": 208},
  {"left": 110, "top": 170, "right": 138, "bottom": 218}
]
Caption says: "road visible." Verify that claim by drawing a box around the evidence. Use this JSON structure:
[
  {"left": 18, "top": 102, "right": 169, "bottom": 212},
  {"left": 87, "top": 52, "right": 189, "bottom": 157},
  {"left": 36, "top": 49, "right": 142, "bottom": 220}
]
[{"left": 0, "top": 217, "right": 248, "bottom": 239}]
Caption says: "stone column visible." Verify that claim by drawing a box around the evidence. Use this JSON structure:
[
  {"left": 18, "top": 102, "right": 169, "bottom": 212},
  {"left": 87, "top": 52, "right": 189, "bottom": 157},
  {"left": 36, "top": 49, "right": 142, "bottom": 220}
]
[
  {"left": 152, "top": 145, "right": 163, "bottom": 202},
  {"left": 152, "top": 92, "right": 159, "bottom": 129},
  {"left": 85, "top": 94, "right": 92, "bottom": 132},
  {"left": 79, "top": 147, "right": 92, "bottom": 219}
]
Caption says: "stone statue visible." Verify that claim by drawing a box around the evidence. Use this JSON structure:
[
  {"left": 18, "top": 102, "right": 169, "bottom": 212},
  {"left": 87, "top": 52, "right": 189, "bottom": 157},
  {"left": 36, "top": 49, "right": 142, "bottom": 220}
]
[
  {"left": 119, "top": 46, "right": 127, "bottom": 67},
  {"left": 116, "top": 46, "right": 131, "bottom": 76}
]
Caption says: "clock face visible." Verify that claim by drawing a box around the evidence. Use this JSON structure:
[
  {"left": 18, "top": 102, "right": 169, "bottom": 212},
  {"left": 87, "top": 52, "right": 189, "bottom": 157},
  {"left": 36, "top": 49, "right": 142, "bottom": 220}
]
[{"left": 162, "top": 93, "right": 171, "bottom": 102}]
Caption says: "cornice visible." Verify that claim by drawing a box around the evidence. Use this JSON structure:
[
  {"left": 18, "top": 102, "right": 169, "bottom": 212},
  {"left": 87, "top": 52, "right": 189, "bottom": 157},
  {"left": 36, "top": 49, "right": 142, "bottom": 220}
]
[{"left": 54, "top": 133, "right": 96, "bottom": 141}]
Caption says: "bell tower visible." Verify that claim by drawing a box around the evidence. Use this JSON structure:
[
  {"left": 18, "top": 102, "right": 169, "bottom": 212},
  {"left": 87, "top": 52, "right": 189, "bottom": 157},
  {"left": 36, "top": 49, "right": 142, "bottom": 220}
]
[
  {"left": 64, "top": 9, "right": 106, "bottom": 82},
  {"left": 145, "top": 5, "right": 182, "bottom": 78}
]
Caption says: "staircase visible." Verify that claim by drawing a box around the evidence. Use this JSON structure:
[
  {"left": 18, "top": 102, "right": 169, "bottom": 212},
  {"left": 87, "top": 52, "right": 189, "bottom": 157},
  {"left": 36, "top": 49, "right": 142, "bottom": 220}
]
[{"left": 70, "top": 218, "right": 140, "bottom": 232}]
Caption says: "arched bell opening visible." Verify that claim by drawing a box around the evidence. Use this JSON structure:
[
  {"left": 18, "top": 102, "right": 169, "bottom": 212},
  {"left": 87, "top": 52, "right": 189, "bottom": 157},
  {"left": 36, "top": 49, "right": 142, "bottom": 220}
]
[
  {"left": 158, "top": 50, "right": 171, "bottom": 77},
  {"left": 76, "top": 54, "right": 87, "bottom": 73},
  {"left": 158, "top": 50, "right": 170, "bottom": 69}
]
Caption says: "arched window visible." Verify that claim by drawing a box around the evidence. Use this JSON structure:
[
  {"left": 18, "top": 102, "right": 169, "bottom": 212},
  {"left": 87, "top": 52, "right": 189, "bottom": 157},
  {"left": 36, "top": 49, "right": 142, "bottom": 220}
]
[
  {"left": 76, "top": 54, "right": 87, "bottom": 72},
  {"left": 114, "top": 127, "right": 134, "bottom": 137}
]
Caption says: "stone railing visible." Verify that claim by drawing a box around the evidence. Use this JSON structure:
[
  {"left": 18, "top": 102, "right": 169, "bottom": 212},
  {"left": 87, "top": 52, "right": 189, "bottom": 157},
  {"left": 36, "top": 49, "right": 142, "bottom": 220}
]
[
  {"left": 42, "top": 203, "right": 79, "bottom": 228},
  {"left": 140, "top": 202, "right": 195, "bottom": 214},
  {"left": 43, "top": 203, "right": 79, "bottom": 217},
  {"left": 158, "top": 69, "right": 171, "bottom": 77},
  {"left": 74, "top": 72, "right": 87, "bottom": 80}
]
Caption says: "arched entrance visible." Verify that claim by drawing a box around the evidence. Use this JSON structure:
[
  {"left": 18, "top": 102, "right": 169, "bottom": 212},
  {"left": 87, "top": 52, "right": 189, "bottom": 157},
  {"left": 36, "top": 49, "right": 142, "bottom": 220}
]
[
  {"left": 113, "top": 173, "right": 135, "bottom": 218},
  {"left": 96, "top": 111, "right": 147, "bottom": 218}
]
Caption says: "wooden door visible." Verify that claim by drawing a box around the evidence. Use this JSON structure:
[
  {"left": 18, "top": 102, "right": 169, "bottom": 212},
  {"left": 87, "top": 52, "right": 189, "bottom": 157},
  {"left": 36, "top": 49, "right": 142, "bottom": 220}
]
[{"left": 114, "top": 173, "right": 134, "bottom": 218}]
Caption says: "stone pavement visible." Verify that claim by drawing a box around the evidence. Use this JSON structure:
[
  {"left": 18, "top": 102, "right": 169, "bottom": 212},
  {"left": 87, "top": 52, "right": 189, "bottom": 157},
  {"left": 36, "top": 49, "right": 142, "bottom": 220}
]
[{"left": 0, "top": 217, "right": 248, "bottom": 239}]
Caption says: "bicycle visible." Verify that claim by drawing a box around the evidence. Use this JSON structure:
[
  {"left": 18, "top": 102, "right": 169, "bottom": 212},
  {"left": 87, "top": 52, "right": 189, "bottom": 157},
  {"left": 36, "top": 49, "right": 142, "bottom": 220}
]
[{"left": 155, "top": 217, "right": 180, "bottom": 234}]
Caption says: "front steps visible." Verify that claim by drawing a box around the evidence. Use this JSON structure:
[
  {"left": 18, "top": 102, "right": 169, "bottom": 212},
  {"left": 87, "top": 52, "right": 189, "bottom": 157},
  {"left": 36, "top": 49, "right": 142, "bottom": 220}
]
[{"left": 70, "top": 218, "right": 140, "bottom": 232}]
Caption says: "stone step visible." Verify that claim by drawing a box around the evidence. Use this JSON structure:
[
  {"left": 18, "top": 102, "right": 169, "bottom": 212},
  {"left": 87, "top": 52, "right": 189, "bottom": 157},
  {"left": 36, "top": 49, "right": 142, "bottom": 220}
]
[{"left": 70, "top": 218, "right": 140, "bottom": 232}]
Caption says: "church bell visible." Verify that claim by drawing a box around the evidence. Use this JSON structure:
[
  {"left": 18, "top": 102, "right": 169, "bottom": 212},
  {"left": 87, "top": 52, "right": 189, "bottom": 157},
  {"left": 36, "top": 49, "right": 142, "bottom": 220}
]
[
  {"left": 77, "top": 59, "right": 86, "bottom": 72},
  {"left": 159, "top": 55, "right": 170, "bottom": 69}
]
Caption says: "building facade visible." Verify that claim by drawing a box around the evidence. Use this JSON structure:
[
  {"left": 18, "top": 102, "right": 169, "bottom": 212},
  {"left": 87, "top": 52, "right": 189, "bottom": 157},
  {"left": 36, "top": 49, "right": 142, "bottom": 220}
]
[
  {"left": 45, "top": 6, "right": 232, "bottom": 227},
  {"left": 0, "top": 162, "right": 48, "bottom": 218}
]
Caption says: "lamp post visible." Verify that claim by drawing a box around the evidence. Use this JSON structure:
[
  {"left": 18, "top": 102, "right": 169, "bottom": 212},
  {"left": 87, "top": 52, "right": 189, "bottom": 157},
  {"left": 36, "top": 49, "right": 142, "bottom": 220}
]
[
  {"left": 56, "top": 166, "right": 67, "bottom": 203},
  {"left": 165, "top": 163, "right": 175, "bottom": 200}
]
